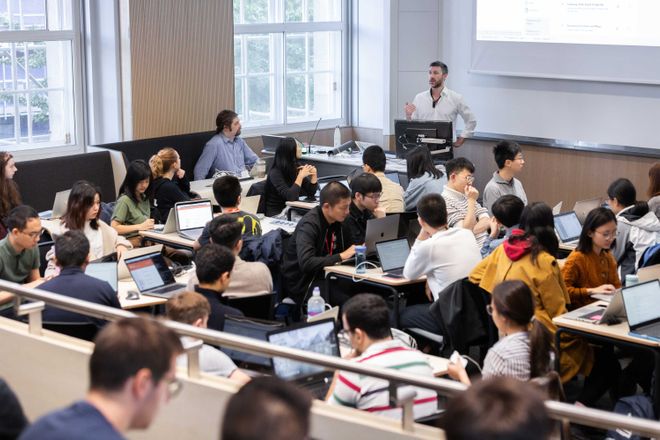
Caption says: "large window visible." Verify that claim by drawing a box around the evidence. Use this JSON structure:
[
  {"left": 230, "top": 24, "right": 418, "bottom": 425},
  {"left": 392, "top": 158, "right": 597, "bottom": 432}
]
[
  {"left": 234, "top": 0, "right": 346, "bottom": 129},
  {"left": 0, "top": 0, "right": 81, "bottom": 154}
]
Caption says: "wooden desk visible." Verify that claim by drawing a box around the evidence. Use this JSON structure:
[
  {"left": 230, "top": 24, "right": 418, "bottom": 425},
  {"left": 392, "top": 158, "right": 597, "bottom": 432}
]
[
  {"left": 286, "top": 200, "right": 319, "bottom": 210},
  {"left": 140, "top": 230, "right": 195, "bottom": 250},
  {"left": 117, "top": 279, "right": 168, "bottom": 309},
  {"left": 323, "top": 266, "right": 426, "bottom": 328},
  {"left": 190, "top": 177, "right": 265, "bottom": 205}
]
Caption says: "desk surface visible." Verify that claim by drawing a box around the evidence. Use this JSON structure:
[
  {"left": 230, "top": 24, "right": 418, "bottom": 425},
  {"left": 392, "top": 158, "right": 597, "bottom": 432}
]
[
  {"left": 190, "top": 177, "right": 265, "bottom": 205},
  {"left": 553, "top": 301, "right": 660, "bottom": 347},
  {"left": 118, "top": 279, "right": 168, "bottom": 309},
  {"left": 286, "top": 200, "right": 318, "bottom": 210},
  {"left": 324, "top": 265, "right": 425, "bottom": 287},
  {"left": 264, "top": 150, "right": 408, "bottom": 173}
]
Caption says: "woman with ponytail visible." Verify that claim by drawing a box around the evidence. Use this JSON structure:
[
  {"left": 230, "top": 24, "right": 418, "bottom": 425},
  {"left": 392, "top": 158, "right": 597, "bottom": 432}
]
[
  {"left": 448, "top": 280, "right": 554, "bottom": 384},
  {"left": 0, "top": 152, "right": 21, "bottom": 238},
  {"left": 148, "top": 147, "right": 195, "bottom": 222}
]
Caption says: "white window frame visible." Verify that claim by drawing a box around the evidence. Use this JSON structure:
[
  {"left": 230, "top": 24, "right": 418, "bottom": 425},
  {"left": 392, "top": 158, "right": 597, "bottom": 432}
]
[
  {"left": 0, "top": 0, "right": 85, "bottom": 161},
  {"left": 233, "top": 0, "right": 350, "bottom": 136}
]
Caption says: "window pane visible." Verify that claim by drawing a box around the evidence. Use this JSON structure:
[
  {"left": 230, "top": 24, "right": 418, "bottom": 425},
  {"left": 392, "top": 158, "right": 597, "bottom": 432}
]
[
  {"left": 0, "top": 0, "right": 72, "bottom": 31},
  {"left": 241, "top": 0, "right": 270, "bottom": 24},
  {"left": 246, "top": 35, "right": 270, "bottom": 74},
  {"left": 286, "top": 0, "right": 341, "bottom": 22},
  {"left": 247, "top": 76, "right": 272, "bottom": 122},
  {"left": 285, "top": 33, "right": 305, "bottom": 72},
  {"left": 234, "top": 36, "right": 242, "bottom": 75},
  {"left": 234, "top": 78, "right": 243, "bottom": 117},
  {"left": 286, "top": 74, "right": 305, "bottom": 116}
]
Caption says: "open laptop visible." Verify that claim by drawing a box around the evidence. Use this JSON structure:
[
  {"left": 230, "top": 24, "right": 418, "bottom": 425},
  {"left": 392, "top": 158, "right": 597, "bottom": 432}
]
[
  {"left": 261, "top": 134, "right": 286, "bottom": 152},
  {"left": 239, "top": 195, "right": 260, "bottom": 215},
  {"left": 638, "top": 264, "right": 660, "bottom": 283},
  {"left": 375, "top": 237, "right": 411, "bottom": 278},
  {"left": 573, "top": 197, "right": 602, "bottom": 224},
  {"left": 153, "top": 209, "right": 176, "bottom": 234},
  {"left": 118, "top": 244, "right": 163, "bottom": 280},
  {"left": 39, "top": 189, "right": 71, "bottom": 219},
  {"left": 554, "top": 211, "right": 582, "bottom": 248},
  {"left": 385, "top": 172, "right": 400, "bottom": 185},
  {"left": 364, "top": 214, "right": 400, "bottom": 255},
  {"left": 221, "top": 315, "right": 284, "bottom": 370},
  {"left": 552, "top": 201, "right": 563, "bottom": 215},
  {"left": 174, "top": 199, "right": 213, "bottom": 241},
  {"left": 124, "top": 251, "right": 186, "bottom": 299},
  {"left": 621, "top": 279, "right": 660, "bottom": 341},
  {"left": 267, "top": 319, "right": 340, "bottom": 399},
  {"left": 85, "top": 262, "right": 118, "bottom": 293},
  {"left": 564, "top": 289, "right": 625, "bottom": 325}
]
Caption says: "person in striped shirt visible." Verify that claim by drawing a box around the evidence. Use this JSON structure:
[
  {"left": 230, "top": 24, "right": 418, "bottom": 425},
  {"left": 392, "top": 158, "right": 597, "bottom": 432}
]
[{"left": 327, "top": 294, "right": 438, "bottom": 420}]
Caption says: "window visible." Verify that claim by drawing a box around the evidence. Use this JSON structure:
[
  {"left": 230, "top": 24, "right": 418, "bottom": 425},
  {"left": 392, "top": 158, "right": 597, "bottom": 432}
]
[
  {"left": 234, "top": 0, "right": 346, "bottom": 129},
  {"left": 0, "top": 0, "right": 82, "bottom": 154}
]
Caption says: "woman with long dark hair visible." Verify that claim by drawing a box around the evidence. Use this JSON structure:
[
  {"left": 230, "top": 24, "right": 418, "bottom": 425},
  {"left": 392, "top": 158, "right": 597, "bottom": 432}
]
[
  {"left": 149, "top": 147, "right": 194, "bottom": 222},
  {"left": 562, "top": 207, "right": 620, "bottom": 309},
  {"left": 111, "top": 160, "right": 156, "bottom": 247},
  {"left": 647, "top": 162, "right": 660, "bottom": 219},
  {"left": 0, "top": 152, "right": 21, "bottom": 239},
  {"left": 403, "top": 146, "right": 446, "bottom": 211},
  {"left": 448, "top": 280, "right": 554, "bottom": 384},
  {"left": 264, "top": 137, "right": 317, "bottom": 216}
]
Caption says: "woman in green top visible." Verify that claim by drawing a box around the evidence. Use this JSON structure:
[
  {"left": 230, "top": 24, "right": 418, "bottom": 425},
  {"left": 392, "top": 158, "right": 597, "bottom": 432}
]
[{"left": 111, "top": 160, "right": 155, "bottom": 246}]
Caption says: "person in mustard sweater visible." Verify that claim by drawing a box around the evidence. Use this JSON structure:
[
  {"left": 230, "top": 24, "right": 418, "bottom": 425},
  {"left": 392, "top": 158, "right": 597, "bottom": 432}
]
[
  {"left": 469, "top": 202, "right": 620, "bottom": 406},
  {"left": 562, "top": 208, "right": 621, "bottom": 310}
]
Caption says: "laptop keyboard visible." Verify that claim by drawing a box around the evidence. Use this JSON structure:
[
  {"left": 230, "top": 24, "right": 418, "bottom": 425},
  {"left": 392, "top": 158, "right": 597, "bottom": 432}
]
[
  {"left": 152, "top": 284, "right": 183, "bottom": 294},
  {"left": 639, "top": 325, "right": 660, "bottom": 339}
]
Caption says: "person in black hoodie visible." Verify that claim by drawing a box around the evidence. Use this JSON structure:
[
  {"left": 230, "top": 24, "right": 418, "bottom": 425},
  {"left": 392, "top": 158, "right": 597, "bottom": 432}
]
[
  {"left": 148, "top": 147, "right": 196, "bottom": 222},
  {"left": 281, "top": 182, "right": 355, "bottom": 309}
]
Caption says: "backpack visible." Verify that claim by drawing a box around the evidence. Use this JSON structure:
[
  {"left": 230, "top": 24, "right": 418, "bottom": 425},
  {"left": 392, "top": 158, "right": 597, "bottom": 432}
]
[{"left": 605, "top": 395, "right": 656, "bottom": 440}]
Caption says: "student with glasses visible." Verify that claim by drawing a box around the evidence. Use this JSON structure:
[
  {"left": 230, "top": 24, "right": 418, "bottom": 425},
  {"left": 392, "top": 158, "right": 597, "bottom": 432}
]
[
  {"left": 21, "top": 317, "right": 184, "bottom": 440},
  {"left": 344, "top": 173, "right": 385, "bottom": 244},
  {"left": 482, "top": 140, "right": 528, "bottom": 214},
  {"left": 403, "top": 145, "right": 447, "bottom": 211},
  {"left": 561, "top": 207, "right": 621, "bottom": 310}
]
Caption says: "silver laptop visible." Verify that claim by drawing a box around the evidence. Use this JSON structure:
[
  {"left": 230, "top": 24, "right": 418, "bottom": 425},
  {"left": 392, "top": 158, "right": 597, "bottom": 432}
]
[
  {"left": 573, "top": 197, "right": 602, "bottom": 224},
  {"left": 565, "top": 289, "right": 625, "bottom": 325},
  {"left": 174, "top": 199, "right": 213, "bottom": 241},
  {"left": 364, "top": 214, "right": 400, "bottom": 255},
  {"left": 621, "top": 280, "right": 660, "bottom": 341},
  {"left": 118, "top": 244, "right": 163, "bottom": 280},
  {"left": 84, "top": 262, "right": 118, "bottom": 293},
  {"left": 124, "top": 251, "right": 186, "bottom": 298},
  {"left": 375, "top": 237, "right": 411, "bottom": 278},
  {"left": 239, "top": 195, "right": 260, "bottom": 215},
  {"left": 554, "top": 211, "right": 582, "bottom": 248},
  {"left": 39, "top": 189, "right": 71, "bottom": 219},
  {"left": 552, "top": 201, "right": 563, "bottom": 215},
  {"left": 153, "top": 209, "right": 176, "bottom": 234}
]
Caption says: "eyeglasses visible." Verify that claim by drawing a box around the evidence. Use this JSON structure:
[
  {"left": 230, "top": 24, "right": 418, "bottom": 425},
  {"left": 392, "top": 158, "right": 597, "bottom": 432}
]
[
  {"left": 486, "top": 304, "right": 494, "bottom": 316},
  {"left": 166, "top": 377, "right": 183, "bottom": 399},
  {"left": 21, "top": 228, "right": 44, "bottom": 239},
  {"left": 365, "top": 192, "right": 382, "bottom": 200},
  {"left": 594, "top": 230, "right": 617, "bottom": 240}
]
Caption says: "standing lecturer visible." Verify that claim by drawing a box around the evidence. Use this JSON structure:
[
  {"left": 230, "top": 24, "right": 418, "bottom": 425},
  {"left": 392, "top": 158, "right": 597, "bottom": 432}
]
[
  {"left": 194, "top": 110, "right": 258, "bottom": 180},
  {"left": 404, "top": 61, "right": 477, "bottom": 147}
]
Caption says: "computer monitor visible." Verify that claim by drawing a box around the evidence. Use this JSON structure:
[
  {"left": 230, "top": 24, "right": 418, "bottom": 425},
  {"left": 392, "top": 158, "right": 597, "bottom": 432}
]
[{"left": 394, "top": 119, "right": 453, "bottom": 160}]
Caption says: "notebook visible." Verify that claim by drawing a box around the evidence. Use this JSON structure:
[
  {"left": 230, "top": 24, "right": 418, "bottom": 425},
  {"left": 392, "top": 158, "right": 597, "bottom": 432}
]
[
  {"left": 375, "top": 237, "right": 411, "bottom": 277},
  {"left": 621, "top": 280, "right": 660, "bottom": 341},
  {"left": 573, "top": 197, "right": 602, "bottom": 224},
  {"left": 174, "top": 199, "right": 213, "bottom": 241},
  {"left": 84, "top": 262, "right": 118, "bottom": 293},
  {"left": 554, "top": 211, "right": 582, "bottom": 247},
  {"left": 123, "top": 251, "right": 186, "bottom": 299},
  {"left": 364, "top": 214, "right": 400, "bottom": 255},
  {"left": 267, "top": 319, "right": 340, "bottom": 398}
]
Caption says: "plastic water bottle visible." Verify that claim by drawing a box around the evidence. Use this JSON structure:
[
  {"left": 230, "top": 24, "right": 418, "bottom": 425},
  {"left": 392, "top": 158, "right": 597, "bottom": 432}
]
[
  {"left": 625, "top": 274, "right": 639, "bottom": 287},
  {"left": 307, "top": 287, "right": 325, "bottom": 317},
  {"left": 355, "top": 245, "right": 367, "bottom": 274},
  {"left": 333, "top": 125, "right": 341, "bottom": 148}
]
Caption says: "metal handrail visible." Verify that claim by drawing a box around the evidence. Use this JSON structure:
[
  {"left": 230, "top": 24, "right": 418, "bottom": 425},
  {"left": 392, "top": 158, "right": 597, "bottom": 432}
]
[{"left": 3, "top": 280, "right": 660, "bottom": 437}]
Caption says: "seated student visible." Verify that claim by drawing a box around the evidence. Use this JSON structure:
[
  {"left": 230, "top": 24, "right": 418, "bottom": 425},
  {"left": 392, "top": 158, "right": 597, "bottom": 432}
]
[
  {"left": 343, "top": 173, "right": 384, "bottom": 244},
  {"left": 149, "top": 147, "right": 195, "bottom": 222},
  {"left": 0, "top": 205, "right": 41, "bottom": 315},
  {"left": 447, "top": 280, "right": 553, "bottom": 385},
  {"left": 166, "top": 291, "right": 251, "bottom": 384},
  {"left": 607, "top": 177, "right": 660, "bottom": 276},
  {"left": 327, "top": 294, "right": 437, "bottom": 420},
  {"left": 441, "top": 157, "right": 490, "bottom": 247},
  {"left": 264, "top": 137, "right": 318, "bottom": 217},
  {"left": 40, "top": 231, "right": 120, "bottom": 327},
  {"left": 562, "top": 207, "right": 621, "bottom": 310},
  {"left": 111, "top": 160, "right": 156, "bottom": 247},
  {"left": 403, "top": 145, "right": 446, "bottom": 211},
  {"left": 0, "top": 152, "right": 21, "bottom": 239},
  {"left": 20, "top": 317, "right": 183, "bottom": 440},
  {"left": 361, "top": 145, "right": 404, "bottom": 213},
  {"left": 647, "top": 162, "right": 660, "bottom": 219},
  {"left": 188, "top": 216, "right": 272, "bottom": 295},
  {"left": 441, "top": 377, "right": 553, "bottom": 440},
  {"left": 481, "top": 195, "right": 524, "bottom": 258},
  {"left": 194, "top": 110, "right": 258, "bottom": 180},
  {"left": 482, "top": 140, "right": 528, "bottom": 213},
  {"left": 222, "top": 377, "right": 312, "bottom": 440},
  {"left": 281, "top": 182, "right": 355, "bottom": 307},
  {"left": 45, "top": 181, "right": 131, "bottom": 276},
  {"left": 0, "top": 377, "right": 28, "bottom": 439},
  {"left": 192, "top": 243, "right": 244, "bottom": 331},
  {"left": 193, "top": 175, "right": 262, "bottom": 250}
]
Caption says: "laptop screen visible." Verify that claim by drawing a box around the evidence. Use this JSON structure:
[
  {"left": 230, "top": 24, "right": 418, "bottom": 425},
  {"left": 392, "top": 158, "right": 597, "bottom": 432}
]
[
  {"left": 376, "top": 238, "right": 410, "bottom": 272},
  {"left": 622, "top": 280, "right": 660, "bottom": 328},
  {"left": 124, "top": 253, "right": 174, "bottom": 292},
  {"left": 175, "top": 200, "right": 213, "bottom": 231},
  {"left": 385, "top": 172, "right": 400, "bottom": 184},
  {"left": 267, "top": 319, "right": 339, "bottom": 380},
  {"left": 554, "top": 211, "right": 582, "bottom": 242},
  {"left": 84, "top": 262, "right": 118, "bottom": 292},
  {"left": 221, "top": 317, "right": 281, "bottom": 368}
]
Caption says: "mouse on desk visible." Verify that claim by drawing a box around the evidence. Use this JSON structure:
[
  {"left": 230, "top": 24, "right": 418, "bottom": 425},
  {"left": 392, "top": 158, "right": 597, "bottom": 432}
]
[{"left": 126, "top": 290, "right": 140, "bottom": 300}]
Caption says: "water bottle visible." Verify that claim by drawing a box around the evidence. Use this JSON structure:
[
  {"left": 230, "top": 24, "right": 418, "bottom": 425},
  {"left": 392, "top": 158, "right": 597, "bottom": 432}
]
[
  {"left": 355, "top": 245, "right": 367, "bottom": 274},
  {"left": 307, "top": 287, "right": 325, "bottom": 317},
  {"left": 333, "top": 125, "right": 341, "bottom": 148},
  {"left": 253, "top": 158, "right": 266, "bottom": 178},
  {"left": 625, "top": 274, "right": 639, "bottom": 287}
]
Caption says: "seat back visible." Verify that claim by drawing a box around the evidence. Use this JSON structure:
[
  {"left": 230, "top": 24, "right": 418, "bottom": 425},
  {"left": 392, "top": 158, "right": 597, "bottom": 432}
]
[{"left": 42, "top": 322, "right": 98, "bottom": 342}]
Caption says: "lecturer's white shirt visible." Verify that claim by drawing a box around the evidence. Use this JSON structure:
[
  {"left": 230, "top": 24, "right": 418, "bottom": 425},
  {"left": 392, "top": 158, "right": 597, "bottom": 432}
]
[{"left": 411, "top": 87, "right": 477, "bottom": 139}]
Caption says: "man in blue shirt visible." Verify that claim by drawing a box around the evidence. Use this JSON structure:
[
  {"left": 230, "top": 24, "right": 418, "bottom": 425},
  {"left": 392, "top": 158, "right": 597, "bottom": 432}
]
[
  {"left": 194, "top": 110, "right": 258, "bottom": 180},
  {"left": 20, "top": 317, "right": 183, "bottom": 440}
]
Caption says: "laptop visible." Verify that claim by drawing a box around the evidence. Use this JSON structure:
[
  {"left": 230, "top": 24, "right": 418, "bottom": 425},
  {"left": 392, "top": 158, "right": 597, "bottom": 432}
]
[
  {"left": 262, "top": 134, "right": 286, "bottom": 152},
  {"left": 84, "top": 262, "right": 118, "bottom": 293},
  {"left": 638, "top": 264, "right": 660, "bottom": 283},
  {"left": 118, "top": 244, "right": 163, "bottom": 280},
  {"left": 39, "top": 189, "right": 71, "bottom": 219},
  {"left": 573, "top": 197, "right": 602, "bottom": 224},
  {"left": 153, "top": 209, "right": 176, "bottom": 234},
  {"left": 554, "top": 211, "right": 582, "bottom": 247},
  {"left": 123, "top": 251, "right": 186, "bottom": 298},
  {"left": 364, "top": 214, "right": 400, "bottom": 255},
  {"left": 552, "top": 201, "right": 563, "bottom": 215},
  {"left": 174, "top": 199, "right": 213, "bottom": 241},
  {"left": 621, "top": 279, "right": 660, "bottom": 341},
  {"left": 385, "top": 172, "right": 400, "bottom": 185},
  {"left": 267, "top": 319, "right": 340, "bottom": 399},
  {"left": 564, "top": 290, "right": 625, "bottom": 325},
  {"left": 375, "top": 237, "right": 411, "bottom": 278},
  {"left": 221, "top": 315, "right": 284, "bottom": 370},
  {"left": 239, "top": 195, "right": 260, "bottom": 215}
]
